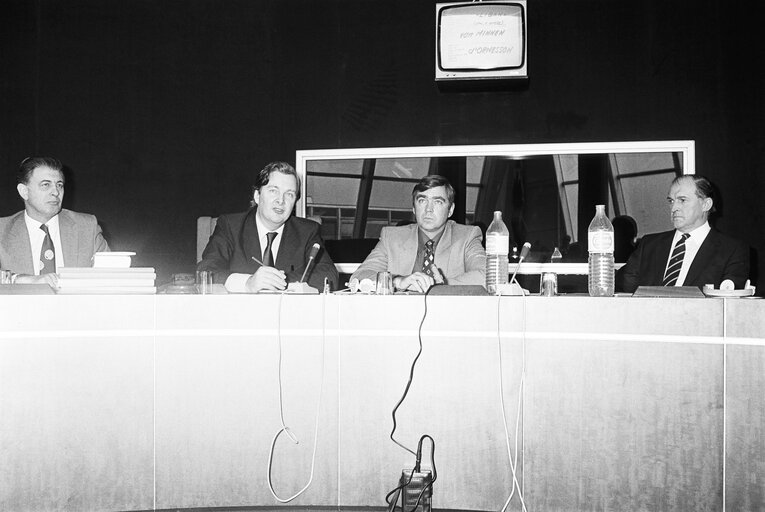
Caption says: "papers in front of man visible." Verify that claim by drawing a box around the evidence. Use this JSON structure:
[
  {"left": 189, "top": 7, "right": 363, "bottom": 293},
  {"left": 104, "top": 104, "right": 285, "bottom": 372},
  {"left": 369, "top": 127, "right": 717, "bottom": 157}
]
[
  {"left": 93, "top": 251, "right": 136, "bottom": 268},
  {"left": 632, "top": 286, "right": 706, "bottom": 298},
  {"left": 56, "top": 267, "right": 156, "bottom": 294}
]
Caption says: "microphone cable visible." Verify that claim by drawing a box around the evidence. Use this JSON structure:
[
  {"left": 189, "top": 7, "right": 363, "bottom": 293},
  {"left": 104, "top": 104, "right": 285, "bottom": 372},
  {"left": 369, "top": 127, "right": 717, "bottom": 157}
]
[
  {"left": 496, "top": 289, "right": 528, "bottom": 512},
  {"left": 388, "top": 285, "right": 434, "bottom": 457},
  {"left": 266, "top": 291, "right": 327, "bottom": 502}
]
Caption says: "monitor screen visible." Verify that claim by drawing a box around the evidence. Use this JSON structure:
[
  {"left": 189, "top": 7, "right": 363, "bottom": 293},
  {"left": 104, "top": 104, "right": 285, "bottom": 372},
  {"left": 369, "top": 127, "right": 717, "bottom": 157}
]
[{"left": 436, "top": 1, "right": 527, "bottom": 81}]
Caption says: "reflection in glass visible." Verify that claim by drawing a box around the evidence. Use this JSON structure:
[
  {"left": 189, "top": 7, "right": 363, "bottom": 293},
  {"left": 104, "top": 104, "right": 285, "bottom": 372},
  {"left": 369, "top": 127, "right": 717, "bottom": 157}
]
[{"left": 300, "top": 143, "right": 691, "bottom": 266}]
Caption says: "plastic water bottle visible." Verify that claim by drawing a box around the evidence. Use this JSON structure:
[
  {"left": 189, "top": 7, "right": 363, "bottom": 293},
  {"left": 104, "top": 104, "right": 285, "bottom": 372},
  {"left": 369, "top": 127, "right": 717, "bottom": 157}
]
[
  {"left": 485, "top": 211, "right": 510, "bottom": 294},
  {"left": 587, "top": 204, "right": 615, "bottom": 296},
  {"left": 550, "top": 246, "right": 563, "bottom": 263}
]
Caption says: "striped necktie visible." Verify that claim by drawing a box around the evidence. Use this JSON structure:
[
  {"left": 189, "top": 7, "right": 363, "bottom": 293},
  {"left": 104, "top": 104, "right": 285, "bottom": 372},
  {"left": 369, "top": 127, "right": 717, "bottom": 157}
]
[
  {"left": 663, "top": 233, "right": 690, "bottom": 286},
  {"left": 422, "top": 239, "right": 435, "bottom": 277},
  {"left": 39, "top": 224, "right": 57, "bottom": 274}
]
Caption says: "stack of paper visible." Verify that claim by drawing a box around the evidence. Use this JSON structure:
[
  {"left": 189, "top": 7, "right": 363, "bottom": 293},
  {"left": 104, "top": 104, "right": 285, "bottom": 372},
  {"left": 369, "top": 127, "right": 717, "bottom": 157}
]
[
  {"left": 93, "top": 251, "right": 135, "bottom": 268},
  {"left": 57, "top": 267, "right": 157, "bottom": 294}
]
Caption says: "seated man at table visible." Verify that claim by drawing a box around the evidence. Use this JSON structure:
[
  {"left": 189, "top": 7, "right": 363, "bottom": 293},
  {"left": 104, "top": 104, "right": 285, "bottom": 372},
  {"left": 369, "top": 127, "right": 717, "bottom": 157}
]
[
  {"left": 350, "top": 175, "right": 486, "bottom": 293},
  {"left": 197, "top": 161, "right": 339, "bottom": 292},
  {"left": 616, "top": 174, "right": 749, "bottom": 293},
  {"left": 0, "top": 157, "right": 110, "bottom": 286}
]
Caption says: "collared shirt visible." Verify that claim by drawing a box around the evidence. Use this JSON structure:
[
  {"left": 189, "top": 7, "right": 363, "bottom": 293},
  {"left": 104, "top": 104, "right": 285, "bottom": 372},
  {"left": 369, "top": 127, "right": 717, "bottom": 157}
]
[
  {"left": 24, "top": 212, "right": 64, "bottom": 274},
  {"left": 412, "top": 227, "right": 446, "bottom": 274},
  {"left": 224, "top": 215, "right": 286, "bottom": 292},
  {"left": 667, "top": 221, "right": 711, "bottom": 286},
  {"left": 255, "top": 215, "right": 286, "bottom": 263}
]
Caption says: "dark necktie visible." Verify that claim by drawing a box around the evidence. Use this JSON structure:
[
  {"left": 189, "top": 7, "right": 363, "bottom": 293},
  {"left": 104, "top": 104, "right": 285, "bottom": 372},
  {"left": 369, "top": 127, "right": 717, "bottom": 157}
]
[
  {"left": 39, "top": 224, "right": 56, "bottom": 274},
  {"left": 263, "top": 231, "right": 277, "bottom": 267},
  {"left": 663, "top": 233, "right": 690, "bottom": 286},
  {"left": 421, "top": 239, "right": 435, "bottom": 277}
]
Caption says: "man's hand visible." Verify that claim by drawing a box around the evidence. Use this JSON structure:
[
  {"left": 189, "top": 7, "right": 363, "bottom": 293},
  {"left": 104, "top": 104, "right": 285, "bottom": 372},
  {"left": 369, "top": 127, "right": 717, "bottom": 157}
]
[
  {"left": 432, "top": 265, "right": 445, "bottom": 285},
  {"left": 394, "top": 272, "right": 435, "bottom": 293},
  {"left": 14, "top": 273, "right": 59, "bottom": 287},
  {"left": 245, "top": 266, "right": 287, "bottom": 292}
]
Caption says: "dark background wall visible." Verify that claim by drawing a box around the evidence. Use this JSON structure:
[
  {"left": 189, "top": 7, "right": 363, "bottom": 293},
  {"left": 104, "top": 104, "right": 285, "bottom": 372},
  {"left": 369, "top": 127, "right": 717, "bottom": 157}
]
[{"left": 2, "top": 0, "right": 763, "bottom": 285}]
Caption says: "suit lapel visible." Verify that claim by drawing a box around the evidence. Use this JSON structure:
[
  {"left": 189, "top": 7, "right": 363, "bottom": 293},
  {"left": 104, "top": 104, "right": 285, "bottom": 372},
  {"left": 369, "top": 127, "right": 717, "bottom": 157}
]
[
  {"left": 243, "top": 209, "right": 262, "bottom": 264},
  {"left": 434, "top": 221, "right": 452, "bottom": 272},
  {"left": 9, "top": 213, "right": 34, "bottom": 274},
  {"left": 685, "top": 229, "right": 718, "bottom": 285},
  {"left": 402, "top": 224, "right": 419, "bottom": 273},
  {"left": 652, "top": 231, "right": 675, "bottom": 283},
  {"left": 276, "top": 217, "right": 298, "bottom": 269},
  {"left": 59, "top": 210, "right": 78, "bottom": 266}
]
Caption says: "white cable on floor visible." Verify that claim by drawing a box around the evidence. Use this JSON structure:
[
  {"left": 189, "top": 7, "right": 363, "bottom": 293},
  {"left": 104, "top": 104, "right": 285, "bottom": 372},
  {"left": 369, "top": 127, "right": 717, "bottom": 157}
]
[
  {"left": 267, "top": 292, "right": 327, "bottom": 502},
  {"left": 497, "top": 292, "right": 528, "bottom": 512}
]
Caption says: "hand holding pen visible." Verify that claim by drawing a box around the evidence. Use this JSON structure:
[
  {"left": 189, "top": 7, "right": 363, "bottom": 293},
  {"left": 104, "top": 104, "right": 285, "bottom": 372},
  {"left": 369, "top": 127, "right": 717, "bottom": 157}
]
[{"left": 247, "top": 256, "right": 287, "bottom": 292}]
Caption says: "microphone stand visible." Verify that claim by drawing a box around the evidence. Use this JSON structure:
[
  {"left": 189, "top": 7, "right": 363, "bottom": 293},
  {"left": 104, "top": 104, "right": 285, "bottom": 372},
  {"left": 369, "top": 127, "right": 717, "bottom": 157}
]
[{"left": 288, "top": 243, "right": 321, "bottom": 294}]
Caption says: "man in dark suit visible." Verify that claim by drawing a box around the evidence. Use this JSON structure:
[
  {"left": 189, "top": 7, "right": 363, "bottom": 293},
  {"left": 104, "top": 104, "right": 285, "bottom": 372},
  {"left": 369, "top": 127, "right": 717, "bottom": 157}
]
[
  {"left": 197, "top": 161, "right": 338, "bottom": 292},
  {"left": 617, "top": 174, "right": 749, "bottom": 293},
  {"left": 0, "top": 157, "right": 110, "bottom": 286}
]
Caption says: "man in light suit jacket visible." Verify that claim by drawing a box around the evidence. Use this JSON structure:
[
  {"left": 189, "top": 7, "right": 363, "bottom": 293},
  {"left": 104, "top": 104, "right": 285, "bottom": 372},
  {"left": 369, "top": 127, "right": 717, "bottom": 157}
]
[
  {"left": 351, "top": 175, "right": 486, "bottom": 292},
  {"left": 616, "top": 174, "right": 749, "bottom": 293},
  {"left": 197, "top": 161, "right": 338, "bottom": 292},
  {"left": 0, "top": 157, "right": 109, "bottom": 286}
]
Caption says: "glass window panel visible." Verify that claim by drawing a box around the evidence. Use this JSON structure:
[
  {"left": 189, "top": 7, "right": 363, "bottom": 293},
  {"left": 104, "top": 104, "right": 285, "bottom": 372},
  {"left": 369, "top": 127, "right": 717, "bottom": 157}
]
[
  {"left": 563, "top": 183, "right": 578, "bottom": 241},
  {"left": 339, "top": 219, "right": 355, "bottom": 239},
  {"left": 306, "top": 176, "right": 360, "bottom": 207},
  {"left": 558, "top": 154, "right": 579, "bottom": 182},
  {"left": 308, "top": 206, "right": 338, "bottom": 217},
  {"left": 365, "top": 221, "right": 388, "bottom": 239},
  {"left": 621, "top": 173, "right": 676, "bottom": 237},
  {"left": 614, "top": 153, "right": 678, "bottom": 174},
  {"left": 320, "top": 220, "right": 338, "bottom": 240},
  {"left": 373, "top": 158, "right": 431, "bottom": 179},
  {"left": 466, "top": 157, "right": 485, "bottom": 184},
  {"left": 391, "top": 211, "right": 415, "bottom": 224},
  {"left": 367, "top": 210, "right": 390, "bottom": 221},
  {"left": 466, "top": 186, "right": 479, "bottom": 214},
  {"left": 369, "top": 180, "right": 416, "bottom": 209},
  {"left": 307, "top": 159, "right": 364, "bottom": 175}
]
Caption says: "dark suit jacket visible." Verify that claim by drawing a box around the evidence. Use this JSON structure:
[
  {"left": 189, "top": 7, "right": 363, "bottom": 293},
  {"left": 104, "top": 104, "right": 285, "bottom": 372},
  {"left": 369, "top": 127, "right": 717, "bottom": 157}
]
[
  {"left": 616, "top": 228, "right": 750, "bottom": 293},
  {"left": 197, "top": 208, "right": 339, "bottom": 291},
  {"left": 0, "top": 209, "right": 110, "bottom": 274}
]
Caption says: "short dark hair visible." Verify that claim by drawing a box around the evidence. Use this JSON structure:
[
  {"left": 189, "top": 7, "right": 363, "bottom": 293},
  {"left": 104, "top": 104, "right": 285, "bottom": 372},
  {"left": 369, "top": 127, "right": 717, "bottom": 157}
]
[
  {"left": 17, "top": 157, "right": 63, "bottom": 184},
  {"left": 411, "top": 174, "right": 455, "bottom": 206},
  {"left": 672, "top": 174, "right": 716, "bottom": 214},
  {"left": 252, "top": 161, "right": 301, "bottom": 200}
]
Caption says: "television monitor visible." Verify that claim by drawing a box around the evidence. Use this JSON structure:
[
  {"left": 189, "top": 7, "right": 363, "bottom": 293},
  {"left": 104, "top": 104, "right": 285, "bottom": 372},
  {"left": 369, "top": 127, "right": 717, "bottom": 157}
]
[{"left": 435, "top": 1, "right": 527, "bottom": 82}]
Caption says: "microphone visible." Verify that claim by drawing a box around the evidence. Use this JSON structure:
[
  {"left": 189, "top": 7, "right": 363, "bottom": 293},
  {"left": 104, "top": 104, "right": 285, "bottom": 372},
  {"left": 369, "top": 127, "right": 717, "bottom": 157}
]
[
  {"left": 299, "top": 243, "right": 321, "bottom": 283},
  {"left": 508, "top": 242, "right": 531, "bottom": 286}
]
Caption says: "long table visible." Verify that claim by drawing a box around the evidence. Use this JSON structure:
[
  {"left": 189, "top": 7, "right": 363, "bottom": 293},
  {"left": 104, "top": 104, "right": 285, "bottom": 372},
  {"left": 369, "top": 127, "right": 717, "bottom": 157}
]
[{"left": 1, "top": 294, "right": 763, "bottom": 511}]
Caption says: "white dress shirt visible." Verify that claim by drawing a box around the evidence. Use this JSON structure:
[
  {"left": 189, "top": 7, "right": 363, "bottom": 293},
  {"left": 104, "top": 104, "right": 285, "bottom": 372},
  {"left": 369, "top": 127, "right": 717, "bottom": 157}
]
[
  {"left": 24, "top": 212, "right": 65, "bottom": 274},
  {"left": 666, "top": 221, "right": 711, "bottom": 286},
  {"left": 224, "top": 216, "right": 286, "bottom": 292}
]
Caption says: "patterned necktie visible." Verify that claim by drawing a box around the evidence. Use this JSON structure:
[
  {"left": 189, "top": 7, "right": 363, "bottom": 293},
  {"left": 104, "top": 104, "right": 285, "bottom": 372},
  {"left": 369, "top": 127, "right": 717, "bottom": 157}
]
[
  {"left": 663, "top": 233, "right": 690, "bottom": 286},
  {"left": 263, "top": 231, "right": 277, "bottom": 267},
  {"left": 39, "top": 224, "right": 56, "bottom": 274},
  {"left": 422, "top": 239, "right": 435, "bottom": 277}
]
